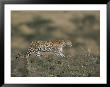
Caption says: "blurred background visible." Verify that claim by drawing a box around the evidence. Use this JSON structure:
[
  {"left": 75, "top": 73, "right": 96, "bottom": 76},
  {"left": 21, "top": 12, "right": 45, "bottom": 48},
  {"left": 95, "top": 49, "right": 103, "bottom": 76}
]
[{"left": 11, "top": 11, "right": 100, "bottom": 77}]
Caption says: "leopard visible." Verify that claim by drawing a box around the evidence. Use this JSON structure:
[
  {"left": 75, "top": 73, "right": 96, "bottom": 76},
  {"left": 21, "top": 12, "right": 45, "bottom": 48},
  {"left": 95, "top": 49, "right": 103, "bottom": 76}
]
[{"left": 16, "top": 40, "right": 72, "bottom": 59}]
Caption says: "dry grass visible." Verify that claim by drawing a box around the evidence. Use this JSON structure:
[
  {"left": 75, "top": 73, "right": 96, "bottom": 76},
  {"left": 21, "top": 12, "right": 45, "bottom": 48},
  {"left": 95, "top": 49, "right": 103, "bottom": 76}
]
[{"left": 11, "top": 11, "right": 100, "bottom": 77}]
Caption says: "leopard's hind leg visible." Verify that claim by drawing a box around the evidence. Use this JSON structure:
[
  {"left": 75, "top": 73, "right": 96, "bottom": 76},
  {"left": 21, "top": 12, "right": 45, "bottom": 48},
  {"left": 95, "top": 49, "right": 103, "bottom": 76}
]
[{"left": 35, "top": 51, "right": 41, "bottom": 57}]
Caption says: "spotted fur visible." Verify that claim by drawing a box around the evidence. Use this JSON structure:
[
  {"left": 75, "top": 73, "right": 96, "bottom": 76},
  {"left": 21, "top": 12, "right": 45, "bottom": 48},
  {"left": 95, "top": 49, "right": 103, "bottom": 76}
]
[{"left": 17, "top": 40, "right": 72, "bottom": 58}]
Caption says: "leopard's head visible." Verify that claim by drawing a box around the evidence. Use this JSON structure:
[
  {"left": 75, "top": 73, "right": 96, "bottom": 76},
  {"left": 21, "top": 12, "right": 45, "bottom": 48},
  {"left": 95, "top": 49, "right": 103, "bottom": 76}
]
[{"left": 64, "top": 40, "right": 72, "bottom": 47}]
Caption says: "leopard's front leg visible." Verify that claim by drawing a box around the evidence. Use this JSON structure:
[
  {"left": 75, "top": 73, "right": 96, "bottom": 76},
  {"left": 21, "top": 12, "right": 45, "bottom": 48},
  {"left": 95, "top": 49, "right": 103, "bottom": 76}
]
[
  {"left": 54, "top": 47, "right": 65, "bottom": 57},
  {"left": 59, "top": 47, "right": 65, "bottom": 57}
]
